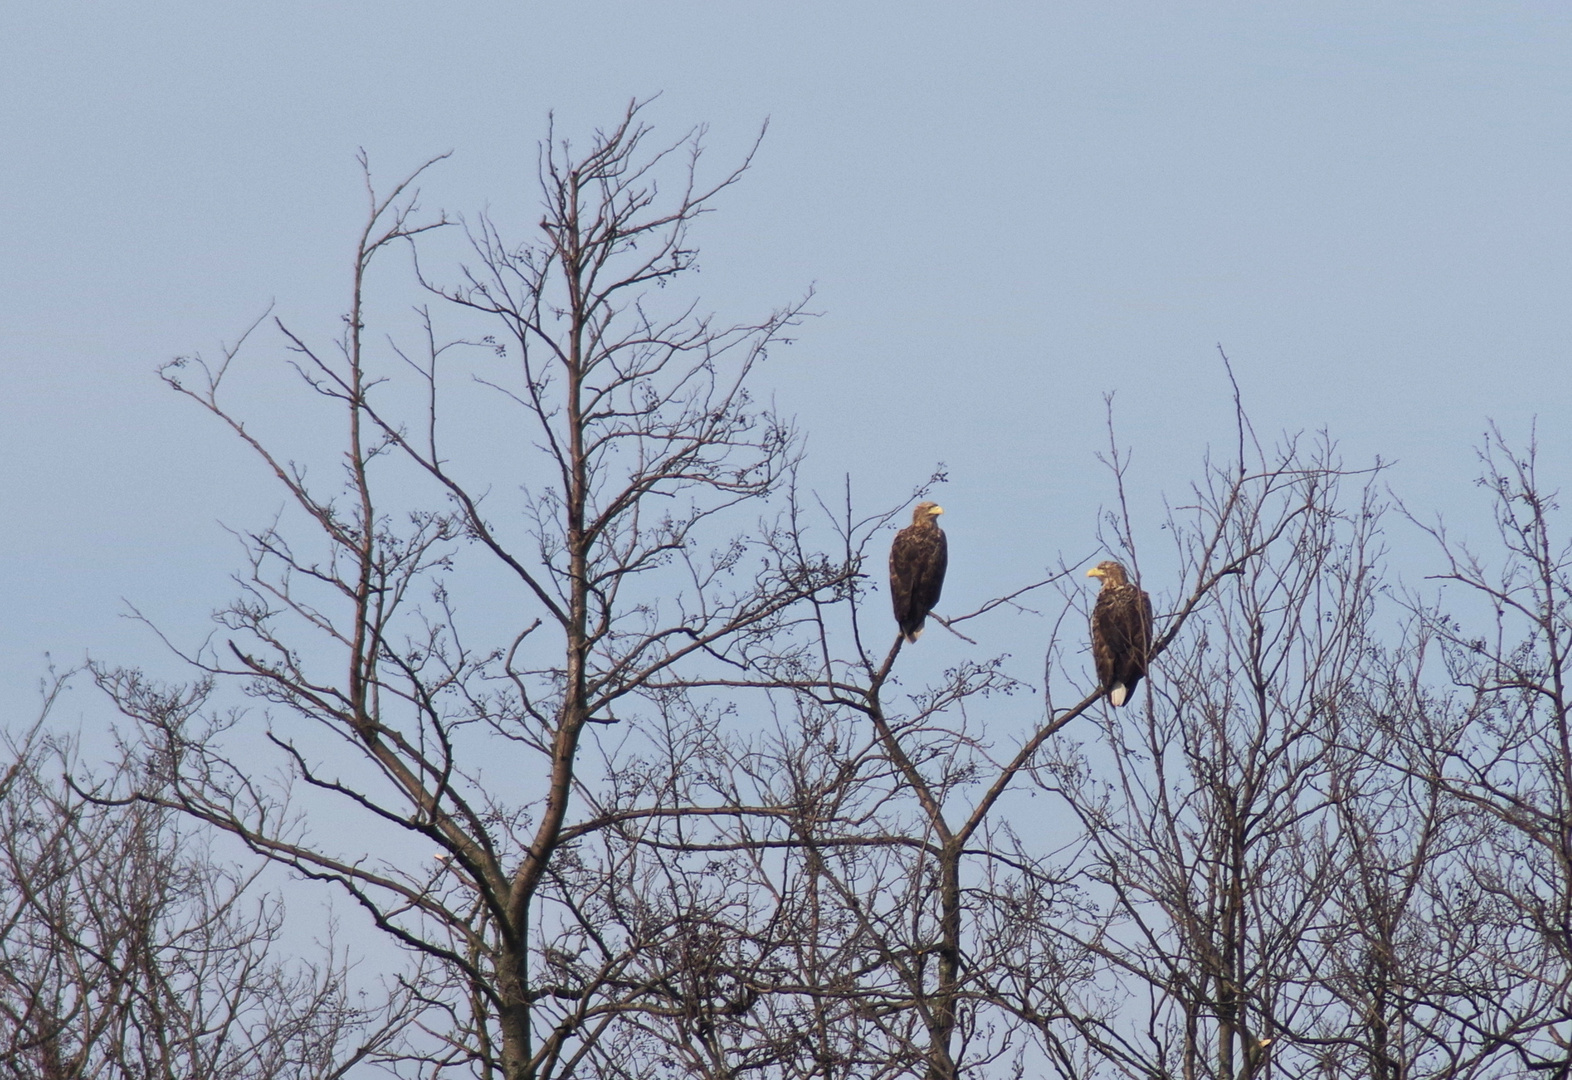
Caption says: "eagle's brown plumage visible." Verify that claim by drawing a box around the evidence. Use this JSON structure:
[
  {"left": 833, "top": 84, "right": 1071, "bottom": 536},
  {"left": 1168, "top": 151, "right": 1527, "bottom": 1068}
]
[
  {"left": 890, "top": 501, "right": 947, "bottom": 643},
  {"left": 1087, "top": 560, "right": 1154, "bottom": 707}
]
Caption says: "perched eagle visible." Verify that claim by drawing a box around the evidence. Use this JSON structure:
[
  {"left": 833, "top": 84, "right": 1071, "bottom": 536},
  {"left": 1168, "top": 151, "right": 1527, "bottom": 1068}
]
[
  {"left": 890, "top": 501, "right": 947, "bottom": 643},
  {"left": 1087, "top": 560, "right": 1154, "bottom": 707}
]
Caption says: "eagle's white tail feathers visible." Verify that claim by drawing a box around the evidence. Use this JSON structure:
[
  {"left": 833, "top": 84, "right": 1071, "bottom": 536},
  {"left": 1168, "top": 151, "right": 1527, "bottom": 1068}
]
[
  {"left": 906, "top": 627, "right": 924, "bottom": 643},
  {"left": 1109, "top": 683, "right": 1129, "bottom": 707}
]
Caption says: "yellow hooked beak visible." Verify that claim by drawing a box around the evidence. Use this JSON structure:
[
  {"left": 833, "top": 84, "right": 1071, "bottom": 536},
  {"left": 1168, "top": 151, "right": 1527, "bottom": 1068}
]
[
  {"left": 930, "top": 505, "right": 945, "bottom": 516},
  {"left": 1086, "top": 566, "right": 1104, "bottom": 579}
]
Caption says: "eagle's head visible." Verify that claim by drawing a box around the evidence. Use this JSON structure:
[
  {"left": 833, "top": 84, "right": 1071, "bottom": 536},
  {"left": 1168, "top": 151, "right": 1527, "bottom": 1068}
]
[
  {"left": 1087, "top": 560, "right": 1129, "bottom": 586},
  {"left": 912, "top": 501, "right": 945, "bottom": 526}
]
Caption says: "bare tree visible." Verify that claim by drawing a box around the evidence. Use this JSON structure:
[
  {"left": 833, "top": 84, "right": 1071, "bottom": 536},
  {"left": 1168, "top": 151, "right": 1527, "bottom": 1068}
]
[
  {"left": 576, "top": 394, "right": 1346, "bottom": 1080},
  {"left": 1021, "top": 416, "right": 1569, "bottom": 1080},
  {"left": 1021, "top": 419, "right": 1395, "bottom": 1080},
  {"left": 1301, "top": 627, "right": 1505, "bottom": 1080},
  {"left": 75, "top": 96, "right": 1564, "bottom": 1080},
  {"left": 95, "top": 103, "right": 855, "bottom": 1080},
  {"left": 0, "top": 670, "right": 407, "bottom": 1079},
  {"left": 1402, "top": 425, "right": 1572, "bottom": 1076}
]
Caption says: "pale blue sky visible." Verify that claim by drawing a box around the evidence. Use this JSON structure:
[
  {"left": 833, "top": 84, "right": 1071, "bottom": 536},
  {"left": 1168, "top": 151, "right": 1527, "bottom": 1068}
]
[{"left": 4, "top": 1, "right": 1571, "bottom": 712}]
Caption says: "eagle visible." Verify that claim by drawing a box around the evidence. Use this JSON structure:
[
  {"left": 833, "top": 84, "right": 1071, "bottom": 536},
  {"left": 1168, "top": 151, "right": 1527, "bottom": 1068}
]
[
  {"left": 1087, "top": 560, "right": 1154, "bottom": 707},
  {"left": 890, "top": 501, "right": 947, "bottom": 643}
]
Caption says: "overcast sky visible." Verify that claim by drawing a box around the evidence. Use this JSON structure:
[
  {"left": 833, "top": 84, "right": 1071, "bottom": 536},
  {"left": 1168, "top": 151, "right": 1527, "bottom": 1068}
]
[{"left": 4, "top": 1, "right": 1570, "bottom": 719}]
